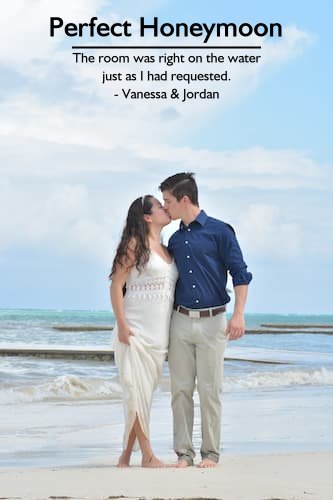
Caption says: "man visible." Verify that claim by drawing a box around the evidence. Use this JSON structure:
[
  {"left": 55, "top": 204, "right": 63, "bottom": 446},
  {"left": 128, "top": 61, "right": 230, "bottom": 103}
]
[{"left": 159, "top": 172, "right": 252, "bottom": 468}]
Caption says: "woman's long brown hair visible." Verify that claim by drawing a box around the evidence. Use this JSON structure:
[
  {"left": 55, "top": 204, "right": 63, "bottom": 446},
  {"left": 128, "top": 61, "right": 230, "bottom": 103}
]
[{"left": 109, "top": 195, "right": 153, "bottom": 279}]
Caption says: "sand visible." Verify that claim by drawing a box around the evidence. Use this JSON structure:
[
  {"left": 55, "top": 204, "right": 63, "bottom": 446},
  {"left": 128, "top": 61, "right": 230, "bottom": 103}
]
[{"left": 1, "top": 451, "right": 332, "bottom": 500}]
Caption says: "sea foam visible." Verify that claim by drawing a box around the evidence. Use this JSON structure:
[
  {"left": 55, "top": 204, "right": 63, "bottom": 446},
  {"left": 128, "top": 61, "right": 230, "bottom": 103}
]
[
  {"left": 0, "top": 375, "right": 123, "bottom": 405},
  {"left": 1, "top": 368, "right": 333, "bottom": 405}
]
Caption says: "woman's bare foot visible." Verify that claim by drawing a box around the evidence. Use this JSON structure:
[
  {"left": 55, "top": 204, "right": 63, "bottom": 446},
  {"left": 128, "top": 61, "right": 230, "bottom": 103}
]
[
  {"left": 142, "top": 454, "right": 165, "bottom": 468},
  {"left": 198, "top": 458, "right": 217, "bottom": 468},
  {"left": 117, "top": 451, "right": 131, "bottom": 467}
]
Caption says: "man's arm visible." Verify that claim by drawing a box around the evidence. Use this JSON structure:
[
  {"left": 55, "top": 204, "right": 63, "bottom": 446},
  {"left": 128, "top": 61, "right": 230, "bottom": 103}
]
[
  {"left": 217, "top": 224, "right": 252, "bottom": 340},
  {"left": 226, "top": 284, "right": 248, "bottom": 340}
]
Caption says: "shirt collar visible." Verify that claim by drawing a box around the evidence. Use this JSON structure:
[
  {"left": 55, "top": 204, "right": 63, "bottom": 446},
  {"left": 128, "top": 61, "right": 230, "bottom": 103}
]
[{"left": 180, "top": 210, "right": 208, "bottom": 230}]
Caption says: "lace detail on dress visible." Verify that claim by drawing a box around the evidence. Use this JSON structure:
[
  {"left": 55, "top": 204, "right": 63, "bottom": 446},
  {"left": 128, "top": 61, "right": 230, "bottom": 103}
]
[{"left": 126, "top": 276, "right": 175, "bottom": 302}]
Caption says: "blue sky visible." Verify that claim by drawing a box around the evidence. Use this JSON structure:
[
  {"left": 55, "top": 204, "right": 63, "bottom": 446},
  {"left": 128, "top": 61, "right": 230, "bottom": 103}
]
[{"left": 0, "top": 1, "right": 332, "bottom": 313}]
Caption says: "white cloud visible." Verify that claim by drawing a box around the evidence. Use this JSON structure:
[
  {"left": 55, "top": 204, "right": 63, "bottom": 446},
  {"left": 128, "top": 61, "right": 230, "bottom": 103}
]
[
  {"left": 235, "top": 204, "right": 303, "bottom": 259},
  {"left": 0, "top": 135, "right": 331, "bottom": 263},
  {"left": 136, "top": 145, "right": 328, "bottom": 190},
  {"left": 0, "top": 179, "right": 113, "bottom": 261},
  {"left": 1, "top": 134, "right": 328, "bottom": 192},
  {"left": 0, "top": 1, "right": 107, "bottom": 64},
  {"left": 263, "top": 25, "right": 315, "bottom": 64},
  {"left": 0, "top": 4, "right": 314, "bottom": 149},
  {"left": 0, "top": 4, "right": 328, "bottom": 266}
]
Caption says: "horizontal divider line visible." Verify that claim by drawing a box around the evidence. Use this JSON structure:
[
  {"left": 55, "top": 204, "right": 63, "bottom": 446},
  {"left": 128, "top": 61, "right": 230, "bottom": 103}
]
[{"left": 72, "top": 45, "right": 261, "bottom": 50}]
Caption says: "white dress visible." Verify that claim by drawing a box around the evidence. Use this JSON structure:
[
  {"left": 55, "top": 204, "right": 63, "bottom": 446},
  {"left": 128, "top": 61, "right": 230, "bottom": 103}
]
[{"left": 113, "top": 251, "right": 178, "bottom": 450}]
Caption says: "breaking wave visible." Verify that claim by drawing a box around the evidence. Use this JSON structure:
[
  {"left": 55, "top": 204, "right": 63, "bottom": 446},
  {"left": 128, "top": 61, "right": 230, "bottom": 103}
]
[
  {"left": 1, "top": 368, "right": 333, "bottom": 405},
  {"left": 0, "top": 375, "right": 123, "bottom": 405},
  {"left": 223, "top": 367, "right": 333, "bottom": 391}
]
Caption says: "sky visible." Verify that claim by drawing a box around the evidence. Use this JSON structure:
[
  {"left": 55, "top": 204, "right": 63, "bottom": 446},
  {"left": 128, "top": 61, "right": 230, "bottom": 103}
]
[{"left": 0, "top": 0, "right": 332, "bottom": 314}]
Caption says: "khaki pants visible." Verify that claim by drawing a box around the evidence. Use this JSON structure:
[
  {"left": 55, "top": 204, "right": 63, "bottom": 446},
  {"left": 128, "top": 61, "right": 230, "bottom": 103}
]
[{"left": 168, "top": 310, "right": 227, "bottom": 464}]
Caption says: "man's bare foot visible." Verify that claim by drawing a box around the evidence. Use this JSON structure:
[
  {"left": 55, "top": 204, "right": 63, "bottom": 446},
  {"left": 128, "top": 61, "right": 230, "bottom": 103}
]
[
  {"left": 176, "top": 458, "right": 191, "bottom": 468},
  {"left": 198, "top": 458, "right": 218, "bottom": 468},
  {"left": 142, "top": 454, "right": 165, "bottom": 468},
  {"left": 117, "top": 451, "right": 131, "bottom": 467}
]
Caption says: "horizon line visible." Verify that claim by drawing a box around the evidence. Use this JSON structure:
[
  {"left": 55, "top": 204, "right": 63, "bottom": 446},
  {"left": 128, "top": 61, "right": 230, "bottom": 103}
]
[{"left": 0, "top": 307, "right": 331, "bottom": 316}]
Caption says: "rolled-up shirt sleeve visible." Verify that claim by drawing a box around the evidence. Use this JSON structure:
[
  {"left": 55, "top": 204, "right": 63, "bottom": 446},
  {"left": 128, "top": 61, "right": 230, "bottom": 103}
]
[{"left": 218, "top": 224, "right": 253, "bottom": 287}]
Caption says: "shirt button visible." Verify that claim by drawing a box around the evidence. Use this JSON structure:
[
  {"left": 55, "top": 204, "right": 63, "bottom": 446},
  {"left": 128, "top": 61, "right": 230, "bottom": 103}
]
[
  {"left": 195, "top": 299, "right": 199, "bottom": 304},
  {"left": 185, "top": 241, "right": 189, "bottom": 244},
  {"left": 189, "top": 270, "right": 193, "bottom": 274},
  {"left": 192, "top": 284, "right": 196, "bottom": 288},
  {"left": 187, "top": 228, "right": 191, "bottom": 232},
  {"left": 186, "top": 255, "right": 190, "bottom": 259}
]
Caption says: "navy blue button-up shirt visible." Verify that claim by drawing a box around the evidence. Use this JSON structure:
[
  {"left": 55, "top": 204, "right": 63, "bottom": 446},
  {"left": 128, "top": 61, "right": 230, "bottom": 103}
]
[{"left": 168, "top": 210, "right": 252, "bottom": 308}]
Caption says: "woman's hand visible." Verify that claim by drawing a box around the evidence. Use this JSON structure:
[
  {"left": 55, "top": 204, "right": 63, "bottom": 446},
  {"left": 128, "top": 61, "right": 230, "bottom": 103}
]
[{"left": 117, "top": 324, "right": 135, "bottom": 345}]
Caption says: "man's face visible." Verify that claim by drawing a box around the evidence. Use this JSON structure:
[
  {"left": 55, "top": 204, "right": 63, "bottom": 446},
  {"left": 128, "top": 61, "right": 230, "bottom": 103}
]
[{"left": 162, "top": 190, "right": 183, "bottom": 220}]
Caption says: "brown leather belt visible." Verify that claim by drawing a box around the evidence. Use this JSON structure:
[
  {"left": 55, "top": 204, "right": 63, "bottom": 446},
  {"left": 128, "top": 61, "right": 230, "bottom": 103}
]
[{"left": 174, "top": 305, "right": 226, "bottom": 318}]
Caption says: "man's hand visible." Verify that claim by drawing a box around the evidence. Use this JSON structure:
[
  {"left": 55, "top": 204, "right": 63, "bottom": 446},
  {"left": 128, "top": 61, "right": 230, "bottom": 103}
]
[
  {"left": 118, "top": 324, "right": 135, "bottom": 345},
  {"left": 226, "top": 312, "right": 245, "bottom": 340}
]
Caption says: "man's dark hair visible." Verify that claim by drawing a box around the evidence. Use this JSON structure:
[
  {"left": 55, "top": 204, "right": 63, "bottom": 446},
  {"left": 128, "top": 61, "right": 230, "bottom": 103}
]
[{"left": 159, "top": 172, "right": 199, "bottom": 206}]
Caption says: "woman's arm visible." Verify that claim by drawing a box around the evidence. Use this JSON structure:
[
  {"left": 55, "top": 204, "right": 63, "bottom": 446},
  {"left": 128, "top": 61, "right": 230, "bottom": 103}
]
[{"left": 110, "top": 243, "right": 136, "bottom": 345}]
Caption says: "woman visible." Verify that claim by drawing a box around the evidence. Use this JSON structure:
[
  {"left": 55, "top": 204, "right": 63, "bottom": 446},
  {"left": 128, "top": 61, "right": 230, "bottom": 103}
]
[{"left": 110, "top": 195, "right": 178, "bottom": 468}]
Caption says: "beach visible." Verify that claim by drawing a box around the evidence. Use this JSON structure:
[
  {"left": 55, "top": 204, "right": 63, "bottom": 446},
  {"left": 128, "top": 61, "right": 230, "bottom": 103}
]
[
  {"left": 1, "top": 452, "right": 332, "bottom": 499},
  {"left": 0, "top": 309, "right": 333, "bottom": 499}
]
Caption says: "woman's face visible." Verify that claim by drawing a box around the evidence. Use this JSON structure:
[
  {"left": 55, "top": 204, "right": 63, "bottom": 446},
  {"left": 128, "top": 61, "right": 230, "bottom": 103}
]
[{"left": 148, "top": 197, "right": 171, "bottom": 227}]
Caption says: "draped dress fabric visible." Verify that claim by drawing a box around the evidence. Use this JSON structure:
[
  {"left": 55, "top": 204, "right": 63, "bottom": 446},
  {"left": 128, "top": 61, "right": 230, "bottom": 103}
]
[{"left": 113, "top": 251, "right": 178, "bottom": 450}]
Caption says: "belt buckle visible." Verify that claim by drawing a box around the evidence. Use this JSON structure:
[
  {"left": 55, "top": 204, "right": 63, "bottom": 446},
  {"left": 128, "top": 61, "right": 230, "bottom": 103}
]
[{"left": 188, "top": 310, "right": 201, "bottom": 319}]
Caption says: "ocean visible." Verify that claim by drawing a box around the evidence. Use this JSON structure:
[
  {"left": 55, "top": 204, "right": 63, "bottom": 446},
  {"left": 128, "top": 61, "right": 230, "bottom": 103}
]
[{"left": 0, "top": 309, "right": 332, "bottom": 468}]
